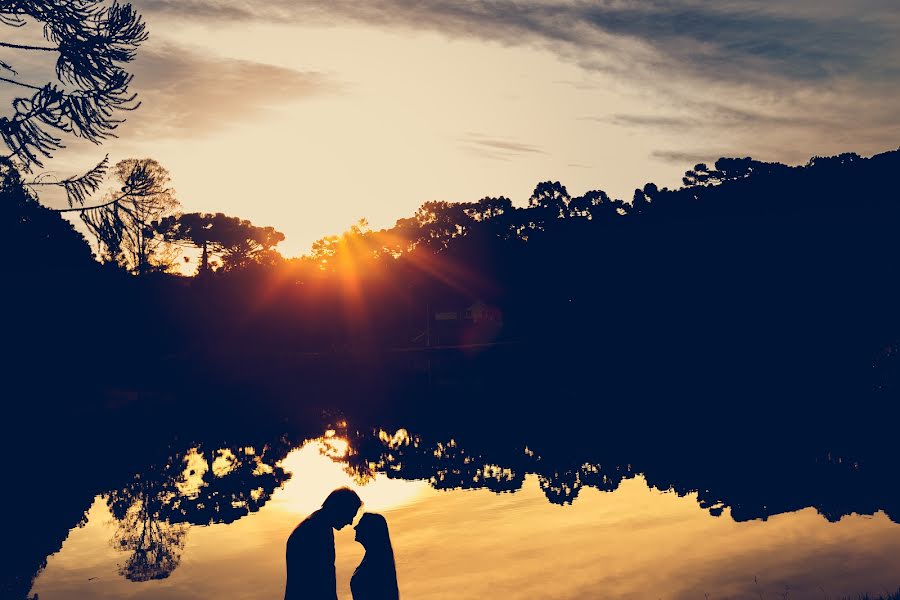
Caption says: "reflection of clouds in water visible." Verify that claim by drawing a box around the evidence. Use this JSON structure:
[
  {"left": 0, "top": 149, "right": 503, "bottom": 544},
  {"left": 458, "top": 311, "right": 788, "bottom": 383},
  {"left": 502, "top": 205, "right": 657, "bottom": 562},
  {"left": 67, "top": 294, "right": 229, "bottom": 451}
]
[{"left": 273, "top": 439, "right": 429, "bottom": 516}]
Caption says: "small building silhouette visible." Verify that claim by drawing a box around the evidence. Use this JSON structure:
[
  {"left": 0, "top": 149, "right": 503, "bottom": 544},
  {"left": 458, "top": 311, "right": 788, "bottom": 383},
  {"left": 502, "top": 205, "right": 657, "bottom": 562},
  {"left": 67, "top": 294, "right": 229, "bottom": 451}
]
[{"left": 424, "top": 300, "right": 503, "bottom": 346}]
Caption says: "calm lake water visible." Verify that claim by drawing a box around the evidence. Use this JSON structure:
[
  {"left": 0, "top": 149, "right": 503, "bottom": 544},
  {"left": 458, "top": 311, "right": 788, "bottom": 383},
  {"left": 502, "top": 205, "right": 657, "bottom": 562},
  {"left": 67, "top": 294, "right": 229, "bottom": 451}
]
[{"left": 27, "top": 427, "right": 900, "bottom": 600}]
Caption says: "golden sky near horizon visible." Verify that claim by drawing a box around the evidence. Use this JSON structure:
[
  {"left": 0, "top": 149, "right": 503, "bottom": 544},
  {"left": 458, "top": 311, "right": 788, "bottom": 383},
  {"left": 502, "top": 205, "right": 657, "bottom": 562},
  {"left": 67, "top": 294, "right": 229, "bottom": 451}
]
[{"left": 9, "top": 0, "right": 900, "bottom": 257}]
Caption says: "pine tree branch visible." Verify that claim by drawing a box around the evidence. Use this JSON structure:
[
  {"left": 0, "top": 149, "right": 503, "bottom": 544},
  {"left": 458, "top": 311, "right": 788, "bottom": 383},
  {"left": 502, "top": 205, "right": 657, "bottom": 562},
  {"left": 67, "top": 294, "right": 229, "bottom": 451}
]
[
  {"left": 0, "top": 75, "right": 41, "bottom": 90},
  {"left": 50, "top": 181, "right": 157, "bottom": 213},
  {"left": 0, "top": 2, "right": 147, "bottom": 168},
  {"left": 0, "top": 41, "right": 56, "bottom": 52},
  {"left": 52, "top": 189, "right": 134, "bottom": 213},
  {"left": 26, "top": 154, "right": 109, "bottom": 206}
]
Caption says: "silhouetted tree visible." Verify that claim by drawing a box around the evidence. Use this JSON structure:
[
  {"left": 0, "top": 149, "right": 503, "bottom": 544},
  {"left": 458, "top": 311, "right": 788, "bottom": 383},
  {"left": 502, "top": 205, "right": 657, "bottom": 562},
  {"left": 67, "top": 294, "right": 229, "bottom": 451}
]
[
  {"left": 413, "top": 201, "right": 474, "bottom": 250},
  {"left": 681, "top": 157, "right": 791, "bottom": 187},
  {"left": 463, "top": 196, "right": 523, "bottom": 240},
  {"left": 307, "top": 219, "right": 376, "bottom": 271},
  {"left": 539, "top": 471, "right": 582, "bottom": 505},
  {"left": 164, "top": 444, "right": 291, "bottom": 526},
  {"left": 0, "top": 1, "right": 147, "bottom": 207},
  {"left": 465, "top": 196, "right": 512, "bottom": 221},
  {"left": 80, "top": 158, "right": 180, "bottom": 273},
  {"left": 529, "top": 181, "right": 571, "bottom": 222},
  {"left": 218, "top": 220, "right": 284, "bottom": 271},
  {"left": 0, "top": 157, "right": 94, "bottom": 271},
  {"left": 629, "top": 182, "right": 658, "bottom": 215},
  {"left": 156, "top": 212, "right": 285, "bottom": 274},
  {"left": 108, "top": 480, "right": 188, "bottom": 582},
  {"left": 155, "top": 212, "right": 218, "bottom": 274},
  {"left": 105, "top": 441, "right": 291, "bottom": 581},
  {"left": 569, "top": 189, "right": 627, "bottom": 221},
  {"left": 806, "top": 152, "right": 861, "bottom": 169}
]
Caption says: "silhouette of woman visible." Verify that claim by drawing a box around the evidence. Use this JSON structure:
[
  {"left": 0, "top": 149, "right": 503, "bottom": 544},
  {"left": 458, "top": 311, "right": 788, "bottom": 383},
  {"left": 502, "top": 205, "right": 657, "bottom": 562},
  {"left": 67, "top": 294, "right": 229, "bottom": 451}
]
[{"left": 351, "top": 512, "right": 400, "bottom": 600}]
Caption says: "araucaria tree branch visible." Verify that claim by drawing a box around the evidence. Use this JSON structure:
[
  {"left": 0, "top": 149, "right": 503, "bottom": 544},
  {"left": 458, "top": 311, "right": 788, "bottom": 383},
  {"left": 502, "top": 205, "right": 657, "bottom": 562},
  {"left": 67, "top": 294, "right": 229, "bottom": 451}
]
[{"left": 0, "top": 0, "right": 147, "bottom": 203}]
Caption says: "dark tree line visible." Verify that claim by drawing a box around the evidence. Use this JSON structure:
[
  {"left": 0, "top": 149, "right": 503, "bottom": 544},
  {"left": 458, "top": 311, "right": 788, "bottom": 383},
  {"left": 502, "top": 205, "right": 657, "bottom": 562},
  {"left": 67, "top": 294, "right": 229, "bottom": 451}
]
[
  {"left": 8, "top": 146, "right": 900, "bottom": 417},
  {"left": 0, "top": 156, "right": 95, "bottom": 271},
  {"left": 156, "top": 211, "right": 285, "bottom": 274},
  {"left": 337, "top": 424, "right": 900, "bottom": 519}
]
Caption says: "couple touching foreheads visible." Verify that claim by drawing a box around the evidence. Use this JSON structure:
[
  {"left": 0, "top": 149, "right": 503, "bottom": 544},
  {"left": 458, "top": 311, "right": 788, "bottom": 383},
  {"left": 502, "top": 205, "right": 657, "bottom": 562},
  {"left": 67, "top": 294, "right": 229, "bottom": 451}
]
[{"left": 284, "top": 488, "right": 399, "bottom": 600}]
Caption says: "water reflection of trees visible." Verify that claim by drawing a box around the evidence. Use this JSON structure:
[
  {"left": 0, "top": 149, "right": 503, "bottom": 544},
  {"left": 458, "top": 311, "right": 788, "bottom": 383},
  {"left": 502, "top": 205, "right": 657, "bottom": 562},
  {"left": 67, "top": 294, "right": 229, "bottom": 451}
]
[
  {"left": 342, "top": 428, "right": 633, "bottom": 506},
  {"left": 107, "top": 439, "right": 292, "bottom": 581},
  {"left": 339, "top": 427, "right": 899, "bottom": 520},
  {"left": 345, "top": 430, "right": 527, "bottom": 494},
  {"left": 165, "top": 444, "right": 290, "bottom": 525},
  {"left": 109, "top": 481, "right": 188, "bottom": 581},
  {"left": 14, "top": 422, "right": 898, "bottom": 598}
]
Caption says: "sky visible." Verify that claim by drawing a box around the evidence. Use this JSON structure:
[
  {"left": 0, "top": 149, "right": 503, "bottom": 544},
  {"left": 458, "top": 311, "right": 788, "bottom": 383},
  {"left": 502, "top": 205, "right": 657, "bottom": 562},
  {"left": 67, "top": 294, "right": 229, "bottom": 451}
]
[{"left": 9, "top": 0, "right": 900, "bottom": 257}]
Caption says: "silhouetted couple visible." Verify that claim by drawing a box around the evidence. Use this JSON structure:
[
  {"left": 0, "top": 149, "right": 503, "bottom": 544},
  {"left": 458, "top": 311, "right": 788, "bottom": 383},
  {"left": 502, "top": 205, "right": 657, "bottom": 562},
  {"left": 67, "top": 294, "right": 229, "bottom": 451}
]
[{"left": 285, "top": 488, "right": 399, "bottom": 600}]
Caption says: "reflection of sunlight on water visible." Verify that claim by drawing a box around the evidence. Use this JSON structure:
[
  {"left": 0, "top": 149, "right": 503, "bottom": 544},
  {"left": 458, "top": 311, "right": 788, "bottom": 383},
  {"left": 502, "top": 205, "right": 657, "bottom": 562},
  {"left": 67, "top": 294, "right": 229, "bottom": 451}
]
[
  {"left": 379, "top": 428, "right": 411, "bottom": 448},
  {"left": 176, "top": 446, "right": 278, "bottom": 500},
  {"left": 31, "top": 448, "right": 900, "bottom": 600},
  {"left": 27, "top": 427, "right": 900, "bottom": 600},
  {"left": 321, "top": 430, "right": 350, "bottom": 458},
  {"left": 272, "top": 438, "right": 429, "bottom": 515},
  {"left": 212, "top": 448, "right": 238, "bottom": 477},
  {"left": 176, "top": 448, "right": 207, "bottom": 498}
]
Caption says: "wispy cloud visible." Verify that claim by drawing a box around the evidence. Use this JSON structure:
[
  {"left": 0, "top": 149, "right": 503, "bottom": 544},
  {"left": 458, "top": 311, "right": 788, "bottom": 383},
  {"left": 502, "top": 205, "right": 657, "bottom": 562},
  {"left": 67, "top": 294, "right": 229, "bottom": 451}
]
[
  {"left": 606, "top": 105, "right": 831, "bottom": 132},
  {"left": 460, "top": 134, "right": 545, "bottom": 161},
  {"left": 132, "top": 0, "right": 900, "bottom": 160},
  {"left": 650, "top": 150, "right": 720, "bottom": 166},
  {"left": 124, "top": 43, "right": 336, "bottom": 139},
  {"left": 136, "top": 0, "right": 900, "bottom": 84},
  {"left": 7, "top": 2, "right": 897, "bottom": 169},
  {"left": 605, "top": 115, "right": 693, "bottom": 129}
]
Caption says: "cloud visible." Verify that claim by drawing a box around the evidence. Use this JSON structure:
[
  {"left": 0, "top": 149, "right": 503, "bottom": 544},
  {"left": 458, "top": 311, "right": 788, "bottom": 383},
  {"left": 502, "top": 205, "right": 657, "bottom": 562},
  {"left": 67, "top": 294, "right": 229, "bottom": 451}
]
[
  {"left": 124, "top": 43, "right": 335, "bottom": 139},
  {"left": 135, "top": 0, "right": 900, "bottom": 85},
  {"left": 606, "top": 115, "right": 694, "bottom": 129},
  {"left": 606, "top": 105, "right": 831, "bottom": 131},
  {"left": 117, "top": 1, "right": 900, "bottom": 175},
  {"left": 650, "top": 150, "right": 720, "bottom": 166},
  {"left": 460, "top": 134, "right": 546, "bottom": 161},
  {"left": 131, "top": 1, "right": 900, "bottom": 155}
]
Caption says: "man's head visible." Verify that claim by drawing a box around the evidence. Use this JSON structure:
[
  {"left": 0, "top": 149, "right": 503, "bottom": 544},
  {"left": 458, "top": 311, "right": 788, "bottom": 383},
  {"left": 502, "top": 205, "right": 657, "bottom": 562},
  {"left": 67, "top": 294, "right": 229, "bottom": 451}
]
[{"left": 321, "top": 487, "right": 362, "bottom": 530}]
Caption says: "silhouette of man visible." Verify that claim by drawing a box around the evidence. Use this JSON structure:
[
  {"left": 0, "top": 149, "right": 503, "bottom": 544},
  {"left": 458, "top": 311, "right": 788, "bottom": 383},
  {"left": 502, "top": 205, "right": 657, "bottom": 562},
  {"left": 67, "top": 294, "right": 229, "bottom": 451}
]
[{"left": 284, "top": 487, "right": 362, "bottom": 600}]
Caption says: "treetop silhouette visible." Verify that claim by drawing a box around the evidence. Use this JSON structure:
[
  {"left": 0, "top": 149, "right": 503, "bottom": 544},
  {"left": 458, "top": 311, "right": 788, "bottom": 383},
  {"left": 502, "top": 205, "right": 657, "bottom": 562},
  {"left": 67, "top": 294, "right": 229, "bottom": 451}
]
[
  {"left": 155, "top": 212, "right": 285, "bottom": 274},
  {"left": 79, "top": 158, "right": 180, "bottom": 274}
]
